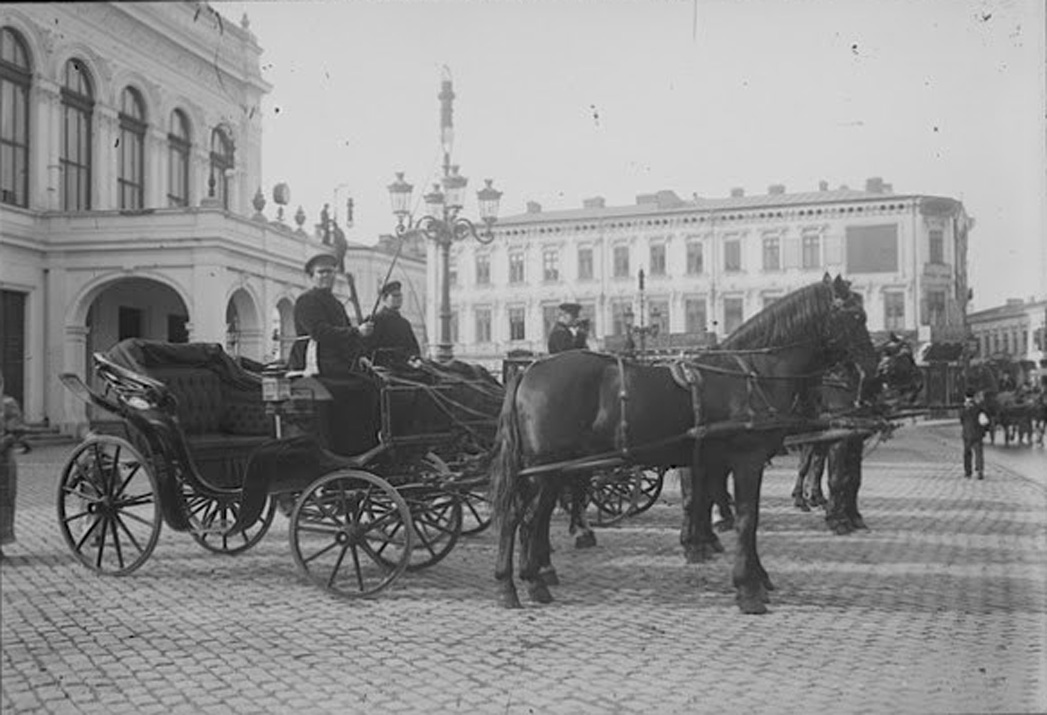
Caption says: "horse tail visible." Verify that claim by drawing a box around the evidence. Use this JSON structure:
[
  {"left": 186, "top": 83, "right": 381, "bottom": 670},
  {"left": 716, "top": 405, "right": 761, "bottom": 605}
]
[{"left": 490, "top": 370, "right": 524, "bottom": 530}]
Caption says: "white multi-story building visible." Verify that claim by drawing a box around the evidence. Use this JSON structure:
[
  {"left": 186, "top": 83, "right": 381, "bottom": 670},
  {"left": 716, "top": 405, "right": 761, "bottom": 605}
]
[
  {"left": 0, "top": 3, "right": 425, "bottom": 434},
  {"left": 967, "top": 298, "right": 1047, "bottom": 383},
  {"left": 441, "top": 179, "right": 973, "bottom": 371}
]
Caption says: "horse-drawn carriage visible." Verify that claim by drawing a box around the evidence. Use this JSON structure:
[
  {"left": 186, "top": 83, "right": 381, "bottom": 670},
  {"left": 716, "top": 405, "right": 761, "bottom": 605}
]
[{"left": 57, "top": 339, "right": 501, "bottom": 598}]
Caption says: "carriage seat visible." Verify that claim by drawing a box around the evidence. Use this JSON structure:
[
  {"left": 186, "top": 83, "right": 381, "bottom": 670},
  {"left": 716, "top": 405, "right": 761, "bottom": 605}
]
[{"left": 143, "top": 365, "right": 272, "bottom": 486}]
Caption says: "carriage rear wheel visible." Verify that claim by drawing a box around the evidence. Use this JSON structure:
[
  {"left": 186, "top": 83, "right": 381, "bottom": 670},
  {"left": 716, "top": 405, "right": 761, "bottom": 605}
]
[
  {"left": 57, "top": 435, "right": 162, "bottom": 576},
  {"left": 588, "top": 466, "right": 666, "bottom": 527},
  {"left": 289, "top": 469, "right": 413, "bottom": 598},
  {"left": 186, "top": 491, "right": 277, "bottom": 555},
  {"left": 380, "top": 485, "right": 463, "bottom": 571}
]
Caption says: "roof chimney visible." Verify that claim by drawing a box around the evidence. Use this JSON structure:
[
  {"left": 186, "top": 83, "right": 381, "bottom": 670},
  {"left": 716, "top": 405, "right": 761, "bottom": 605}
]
[
  {"left": 768, "top": 184, "right": 786, "bottom": 195},
  {"left": 526, "top": 201, "right": 542, "bottom": 214},
  {"left": 818, "top": 180, "right": 829, "bottom": 192},
  {"left": 582, "top": 196, "right": 606, "bottom": 209},
  {"left": 865, "top": 177, "right": 885, "bottom": 193},
  {"left": 730, "top": 187, "right": 745, "bottom": 198}
]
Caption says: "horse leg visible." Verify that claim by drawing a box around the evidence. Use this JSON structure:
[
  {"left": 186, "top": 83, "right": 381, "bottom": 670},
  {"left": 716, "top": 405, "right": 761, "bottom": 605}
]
[
  {"left": 536, "top": 480, "right": 561, "bottom": 586},
  {"left": 494, "top": 482, "right": 525, "bottom": 610},
  {"left": 518, "top": 480, "right": 559, "bottom": 604},
  {"left": 844, "top": 438, "right": 868, "bottom": 531},
  {"left": 792, "top": 447, "right": 812, "bottom": 511},
  {"left": 713, "top": 469, "right": 735, "bottom": 532},
  {"left": 805, "top": 446, "right": 828, "bottom": 508},
  {"left": 730, "top": 452, "right": 770, "bottom": 615},
  {"left": 570, "top": 476, "right": 597, "bottom": 549},
  {"left": 824, "top": 441, "right": 853, "bottom": 536},
  {"left": 679, "top": 464, "right": 722, "bottom": 563}
]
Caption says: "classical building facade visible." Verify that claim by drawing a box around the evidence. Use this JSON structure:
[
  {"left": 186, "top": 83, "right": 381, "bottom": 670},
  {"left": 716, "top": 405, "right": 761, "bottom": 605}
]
[
  {"left": 967, "top": 298, "right": 1047, "bottom": 380},
  {"left": 442, "top": 179, "right": 973, "bottom": 371},
  {"left": 0, "top": 3, "right": 424, "bottom": 434}
]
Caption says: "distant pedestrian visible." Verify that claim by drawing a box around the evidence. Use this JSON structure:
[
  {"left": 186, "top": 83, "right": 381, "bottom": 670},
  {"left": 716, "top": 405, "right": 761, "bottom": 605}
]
[
  {"left": 547, "top": 303, "right": 588, "bottom": 354},
  {"left": 959, "top": 389, "right": 988, "bottom": 480},
  {"left": 1, "top": 371, "right": 27, "bottom": 559}
]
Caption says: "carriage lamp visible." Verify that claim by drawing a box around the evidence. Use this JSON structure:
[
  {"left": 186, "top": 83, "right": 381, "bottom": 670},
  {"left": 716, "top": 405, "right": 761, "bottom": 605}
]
[{"left": 386, "top": 74, "right": 502, "bottom": 362}]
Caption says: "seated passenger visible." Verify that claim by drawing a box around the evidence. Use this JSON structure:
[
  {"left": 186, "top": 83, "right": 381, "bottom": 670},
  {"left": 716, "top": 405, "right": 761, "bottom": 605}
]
[
  {"left": 364, "top": 281, "right": 423, "bottom": 370},
  {"left": 289, "top": 252, "right": 379, "bottom": 456}
]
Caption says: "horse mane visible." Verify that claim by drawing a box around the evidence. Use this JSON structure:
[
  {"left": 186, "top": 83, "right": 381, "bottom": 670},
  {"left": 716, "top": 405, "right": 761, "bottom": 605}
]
[{"left": 721, "top": 281, "right": 834, "bottom": 350}]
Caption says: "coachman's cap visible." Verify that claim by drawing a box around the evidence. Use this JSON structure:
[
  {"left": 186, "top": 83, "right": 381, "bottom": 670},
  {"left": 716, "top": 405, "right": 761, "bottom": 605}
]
[
  {"left": 304, "top": 252, "right": 338, "bottom": 275},
  {"left": 559, "top": 302, "right": 582, "bottom": 317},
  {"left": 380, "top": 281, "right": 403, "bottom": 298}
]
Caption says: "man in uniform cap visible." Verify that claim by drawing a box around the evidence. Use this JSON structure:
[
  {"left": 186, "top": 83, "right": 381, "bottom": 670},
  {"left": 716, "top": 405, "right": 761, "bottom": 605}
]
[
  {"left": 289, "top": 251, "right": 378, "bottom": 454},
  {"left": 365, "top": 280, "right": 422, "bottom": 368},
  {"left": 547, "top": 302, "right": 588, "bottom": 354}
]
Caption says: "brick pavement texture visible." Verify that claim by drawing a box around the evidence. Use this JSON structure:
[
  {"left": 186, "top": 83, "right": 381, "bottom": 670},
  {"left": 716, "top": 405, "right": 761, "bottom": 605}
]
[{"left": 2, "top": 424, "right": 1045, "bottom": 714}]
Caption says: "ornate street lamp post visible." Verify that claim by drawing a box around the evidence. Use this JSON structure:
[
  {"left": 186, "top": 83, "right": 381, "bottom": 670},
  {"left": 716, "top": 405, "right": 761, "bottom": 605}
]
[
  {"left": 387, "top": 75, "right": 501, "bottom": 362},
  {"left": 623, "top": 269, "right": 660, "bottom": 358}
]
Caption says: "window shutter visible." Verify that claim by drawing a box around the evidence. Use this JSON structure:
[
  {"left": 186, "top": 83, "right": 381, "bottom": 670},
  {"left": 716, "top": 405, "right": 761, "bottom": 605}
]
[
  {"left": 824, "top": 234, "right": 842, "bottom": 267},
  {"left": 783, "top": 237, "right": 800, "bottom": 269}
]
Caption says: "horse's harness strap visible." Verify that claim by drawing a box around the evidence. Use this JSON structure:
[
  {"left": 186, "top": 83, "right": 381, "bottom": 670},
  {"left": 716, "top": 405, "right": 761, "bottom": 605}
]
[
  {"left": 616, "top": 357, "right": 630, "bottom": 457},
  {"left": 669, "top": 361, "right": 705, "bottom": 439}
]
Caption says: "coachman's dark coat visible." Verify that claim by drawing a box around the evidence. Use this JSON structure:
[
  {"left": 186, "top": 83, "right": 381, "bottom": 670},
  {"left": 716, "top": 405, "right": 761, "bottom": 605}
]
[
  {"left": 547, "top": 323, "right": 588, "bottom": 354},
  {"left": 289, "top": 288, "right": 364, "bottom": 376},
  {"left": 366, "top": 307, "right": 421, "bottom": 365}
]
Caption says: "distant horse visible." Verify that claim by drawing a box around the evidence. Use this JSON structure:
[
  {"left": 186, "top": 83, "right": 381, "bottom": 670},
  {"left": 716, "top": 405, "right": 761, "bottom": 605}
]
[
  {"left": 491, "top": 274, "right": 876, "bottom": 613},
  {"left": 791, "top": 336, "right": 924, "bottom": 534}
]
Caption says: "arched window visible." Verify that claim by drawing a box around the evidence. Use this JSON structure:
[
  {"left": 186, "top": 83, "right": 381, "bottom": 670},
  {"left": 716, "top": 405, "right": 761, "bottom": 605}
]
[
  {"left": 118, "top": 86, "right": 146, "bottom": 209},
  {"left": 61, "top": 58, "right": 94, "bottom": 210},
  {"left": 0, "top": 27, "right": 31, "bottom": 207},
  {"left": 167, "top": 109, "right": 190, "bottom": 207},
  {"left": 209, "top": 126, "right": 234, "bottom": 210}
]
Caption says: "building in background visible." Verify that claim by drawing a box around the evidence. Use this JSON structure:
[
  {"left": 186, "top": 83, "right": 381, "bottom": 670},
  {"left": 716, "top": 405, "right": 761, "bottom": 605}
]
[
  {"left": 967, "top": 297, "right": 1047, "bottom": 385},
  {"left": 444, "top": 178, "right": 973, "bottom": 372},
  {"left": 0, "top": 3, "right": 424, "bottom": 434}
]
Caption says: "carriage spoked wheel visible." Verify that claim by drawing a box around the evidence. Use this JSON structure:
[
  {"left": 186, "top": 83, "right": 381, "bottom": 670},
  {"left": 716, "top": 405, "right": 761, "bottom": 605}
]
[
  {"left": 185, "top": 489, "right": 276, "bottom": 555},
  {"left": 56, "top": 435, "right": 162, "bottom": 576},
  {"left": 420, "top": 451, "right": 490, "bottom": 537},
  {"left": 588, "top": 466, "right": 666, "bottom": 527},
  {"left": 379, "top": 484, "right": 463, "bottom": 572},
  {"left": 289, "top": 469, "right": 413, "bottom": 598}
]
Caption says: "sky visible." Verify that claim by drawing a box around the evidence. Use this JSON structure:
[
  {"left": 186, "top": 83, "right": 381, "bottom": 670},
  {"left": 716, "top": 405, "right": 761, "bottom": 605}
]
[{"left": 213, "top": 0, "right": 1045, "bottom": 311}]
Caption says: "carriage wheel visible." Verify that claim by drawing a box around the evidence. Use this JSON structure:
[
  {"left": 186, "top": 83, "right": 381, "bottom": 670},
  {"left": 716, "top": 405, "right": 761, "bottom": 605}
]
[
  {"left": 588, "top": 466, "right": 666, "bottom": 527},
  {"left": 289, "top": 470, "right": 413, "bottom": 598},
  {"left": 380, "top": 485, "right": 463, "bottom": 571},
  {"left": 56, "top": 435, "right": 162, "bottom": 576},
  {"left": 459, "top": 488, "right": 492, "bottom": 536},
  {"left": 185, "top": 491, "right": 276, "bottom": 555}
]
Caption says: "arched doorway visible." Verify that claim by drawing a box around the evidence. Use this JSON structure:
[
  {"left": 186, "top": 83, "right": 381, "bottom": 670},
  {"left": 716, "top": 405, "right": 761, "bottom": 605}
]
[
  {"left": 83, "top": 277, "right": 190, "bottom": 360},
  {"left": 225, "top": 288, "right": 262, "bottom": 360}
]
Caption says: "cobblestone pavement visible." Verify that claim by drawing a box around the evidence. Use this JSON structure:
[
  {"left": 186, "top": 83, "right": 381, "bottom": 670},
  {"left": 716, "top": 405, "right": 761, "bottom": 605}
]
[{"left": 2, "top": 424, "right": 1045, "bottom": 714}]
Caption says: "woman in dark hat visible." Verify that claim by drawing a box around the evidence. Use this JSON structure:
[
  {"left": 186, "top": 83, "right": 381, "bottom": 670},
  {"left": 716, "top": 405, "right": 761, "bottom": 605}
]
[
  {"left": 365, "top": 281, "right": 421, "bottom": 367},
  {"left": 547, "top": 302, "right": 588, "bottom": 354}
]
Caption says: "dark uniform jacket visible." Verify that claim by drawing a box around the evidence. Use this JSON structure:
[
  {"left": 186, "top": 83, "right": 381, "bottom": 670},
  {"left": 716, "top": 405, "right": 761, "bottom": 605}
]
[
  {"left": 366, "top": 307, "right": 421, "bottom": 365},
  {"left": 959, "top": 400, "right": 987, "bottom": 441},
  {"left": 289, "top": 288, "right": 363, "bottom": 378},
  {"left": 547, "top": 323, "right": 588, "bottom": 354}
]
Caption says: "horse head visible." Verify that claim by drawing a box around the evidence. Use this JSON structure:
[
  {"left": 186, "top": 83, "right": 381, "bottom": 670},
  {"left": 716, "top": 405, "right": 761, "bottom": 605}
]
[{"left": 820, "top": 274, "right": 877, "bottom": 385}]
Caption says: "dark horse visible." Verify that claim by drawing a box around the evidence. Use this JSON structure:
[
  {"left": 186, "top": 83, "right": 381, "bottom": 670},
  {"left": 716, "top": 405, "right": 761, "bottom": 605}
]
[
  {"left": 491, "top": 274, "right": 876, "bottom": 613},
  {"left": 791, "top": 335, "right": 924, "bottom": 534}
]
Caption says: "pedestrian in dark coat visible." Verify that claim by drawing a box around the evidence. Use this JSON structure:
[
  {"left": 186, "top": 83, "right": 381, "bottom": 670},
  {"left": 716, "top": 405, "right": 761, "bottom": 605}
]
[
  {"left": 959, "top": 390, "right": 988, "bottom": 479},
  {"left": 548, "top": 303, "right": 588, "bottom": 354},
  {"left": 365, "top": 281, "right": 421, "bottom": 367},
  {"left": 1, "top": 370, "right": 26, "bottom": 559},
  {"left": 289, "top": 252, "right": 379, "bottom": 455}
]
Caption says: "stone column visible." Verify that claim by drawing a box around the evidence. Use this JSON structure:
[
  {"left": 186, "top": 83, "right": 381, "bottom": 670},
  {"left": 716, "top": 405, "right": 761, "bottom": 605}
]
[
  {"left": 34, "top": 79, "right": 63, "bottom": 211},
  {"left": 61, "top": 325, "right": 91, "bottom": 437}
]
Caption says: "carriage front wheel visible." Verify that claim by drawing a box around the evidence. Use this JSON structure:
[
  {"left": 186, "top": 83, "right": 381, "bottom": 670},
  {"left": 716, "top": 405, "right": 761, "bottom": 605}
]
[
  {"left": 57, "top": 435, "right": 162, "bottom": 576},
  {"left": 289, "top": 469, "right": 413, "bottom": 598},
  {"left": 186, "top": 491, "right": 277, "bottom": 556}
]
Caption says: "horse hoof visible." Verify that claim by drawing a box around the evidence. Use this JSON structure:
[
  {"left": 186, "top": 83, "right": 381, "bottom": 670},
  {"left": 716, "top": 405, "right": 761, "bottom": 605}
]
[
  {"left": 851, "top": 516, "right": 869, "bottom": 531},
  {"left": 736, "top": 592, "right": 769, "bottom": 615},
  {"left": 499, "top": 590, "right": 523, "bottom": 610},
  {"left": 528, "top": 583, "right": 553, "bottom": 604},
  {"left": 761, "top": 576, "right": 776, "bottom": 592},
  {"left": 795, "top": 500, "right": 811, "bottom": 512},
  {"left": 574, "top": 532, "right": 597, "bottom": 549},
  {"left": 539, "top": 568, "right": 560, "bottom": 587},
  {"left": 831, "top": 521, "right": 853, "bottom": 536}
]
